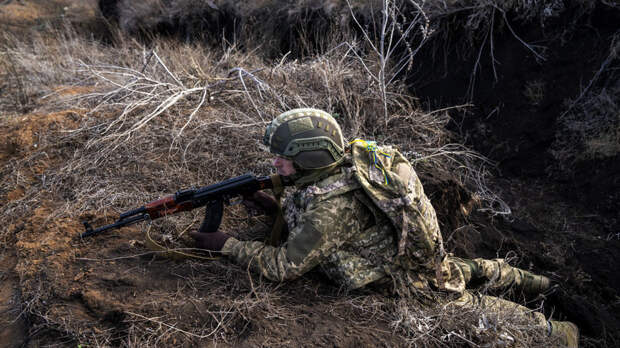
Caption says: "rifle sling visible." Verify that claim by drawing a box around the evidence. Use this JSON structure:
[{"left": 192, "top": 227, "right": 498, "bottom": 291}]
[{"left": 267, "top": 174, "right": 287, "bottom": 247}]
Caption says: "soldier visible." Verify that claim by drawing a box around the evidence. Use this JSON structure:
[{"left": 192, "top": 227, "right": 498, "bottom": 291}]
[{"left": 190, "top": 108, "right": 578, "bottom": 347}]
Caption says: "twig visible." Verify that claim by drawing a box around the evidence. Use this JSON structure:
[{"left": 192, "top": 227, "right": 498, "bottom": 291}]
[
  {"left": 561, "top": 33, "right": 619, "bottom": 117},
  {"left": 176, "top": 87, "right": 208, "bottom": 138},
  {"left": 230, "top": 67, "right": 267, "bottom": 122},
  {"left": 126, "top": 311, "right": 225, "bottom": 339},
  {"left": 153, "top": 50, "right": 185, "bottom": 88},
  {"left": 497, "top": 6, "right": 546, "bottom": 62}
]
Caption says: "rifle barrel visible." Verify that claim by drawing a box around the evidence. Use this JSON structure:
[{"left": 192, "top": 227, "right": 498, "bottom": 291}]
[
  {"left": 119, "top": 206, "right": 147, "bottom": 219},
  {"left": 81, "top": 213, "right": 147, "bottom": 238}
]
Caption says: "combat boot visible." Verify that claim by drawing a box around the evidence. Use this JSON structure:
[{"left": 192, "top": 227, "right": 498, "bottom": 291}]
[{"left": 549, "top": 320, "right": 579, "bottom": 347}]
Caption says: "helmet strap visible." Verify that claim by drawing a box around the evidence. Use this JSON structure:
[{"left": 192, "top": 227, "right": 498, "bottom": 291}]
[{"left": 291, "top": 158, "right": 344, "bottom": 188}]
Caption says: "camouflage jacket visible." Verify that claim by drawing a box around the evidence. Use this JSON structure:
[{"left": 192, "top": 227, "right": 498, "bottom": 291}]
[
  {"left": 222, "top": 166, "right": 397, "bottom": 289},
  {"left": 222, "top": 164, "right": 466, "bottom": 293}
]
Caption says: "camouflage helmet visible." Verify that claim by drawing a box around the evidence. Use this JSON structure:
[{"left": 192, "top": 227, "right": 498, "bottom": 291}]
[{"left": 263, "top": 108, "right": 345, "bottom": 170}]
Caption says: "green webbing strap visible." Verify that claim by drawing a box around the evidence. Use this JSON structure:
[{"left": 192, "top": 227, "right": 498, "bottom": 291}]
[{"left": 266, "top": 174, "right": 287, "bottom": 246}]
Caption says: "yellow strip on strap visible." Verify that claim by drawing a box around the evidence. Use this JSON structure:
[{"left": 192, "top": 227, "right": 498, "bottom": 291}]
[{"left": 349, "top": 139, "right": 392, "bottom": 185}]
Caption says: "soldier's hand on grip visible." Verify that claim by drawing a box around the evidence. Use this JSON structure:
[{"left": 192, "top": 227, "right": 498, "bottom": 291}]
[
  {"left": 190, "top": 231, "right": 231, "bottom": 252},
  {"left": 242, "top": 191, "right": 278, "bottom": 215}
]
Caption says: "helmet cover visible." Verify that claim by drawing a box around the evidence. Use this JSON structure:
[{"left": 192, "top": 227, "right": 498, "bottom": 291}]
[{"left": 263, "top": 108, "right": 345, "bottom": 170}]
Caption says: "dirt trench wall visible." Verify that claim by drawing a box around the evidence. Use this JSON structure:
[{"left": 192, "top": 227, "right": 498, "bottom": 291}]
[
  {"left": 410, "top": 3, "right": 620, "bottom": 339},
  {"left": 98, "top": 0, "right": 357, "bottom": 57},
  {"left": 412, "top": 2, "right": 619, "bottom": 212}
]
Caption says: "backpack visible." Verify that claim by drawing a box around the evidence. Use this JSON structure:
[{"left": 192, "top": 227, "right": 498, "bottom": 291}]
[{"left": 349, "top": 140, "right": 447, "bottom": 287}]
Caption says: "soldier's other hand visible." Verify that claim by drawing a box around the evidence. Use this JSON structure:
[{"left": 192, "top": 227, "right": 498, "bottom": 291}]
[
  {"left": 242, "top": 191, "right": 278, "bottom": 215},
  {"left": 189, "top": 231, "right": 231, "bottom": 252}
]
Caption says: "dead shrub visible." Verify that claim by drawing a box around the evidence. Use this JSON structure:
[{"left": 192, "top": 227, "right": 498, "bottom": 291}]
[{"left": 389, "top": 296, "right": 550, "bottom": 347}]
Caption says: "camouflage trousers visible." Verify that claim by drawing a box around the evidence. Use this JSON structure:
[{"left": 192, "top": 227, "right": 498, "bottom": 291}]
[
  {"left": 447, "top": 257, "right": 549, "bottom": 332},
  {"left": 450, "top": 257, "right": 550, "bottom": 295}
]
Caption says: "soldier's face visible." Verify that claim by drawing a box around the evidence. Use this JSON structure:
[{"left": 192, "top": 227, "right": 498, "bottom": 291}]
[{"left": 272, "top": 156, "right": 297, "bottom": 176}]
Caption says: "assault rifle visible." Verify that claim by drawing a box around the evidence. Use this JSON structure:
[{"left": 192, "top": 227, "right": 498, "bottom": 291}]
[{"left": 81, "top": 173, "right": 291, "bottom": 238}]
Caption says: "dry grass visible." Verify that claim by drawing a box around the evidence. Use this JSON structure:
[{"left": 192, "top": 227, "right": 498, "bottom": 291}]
[
  {"left": 104, "top": 0, "right": 607, "bottom": 103},
  {"left": 390, "top": 297, "right": 551, "bottom": 347}
]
